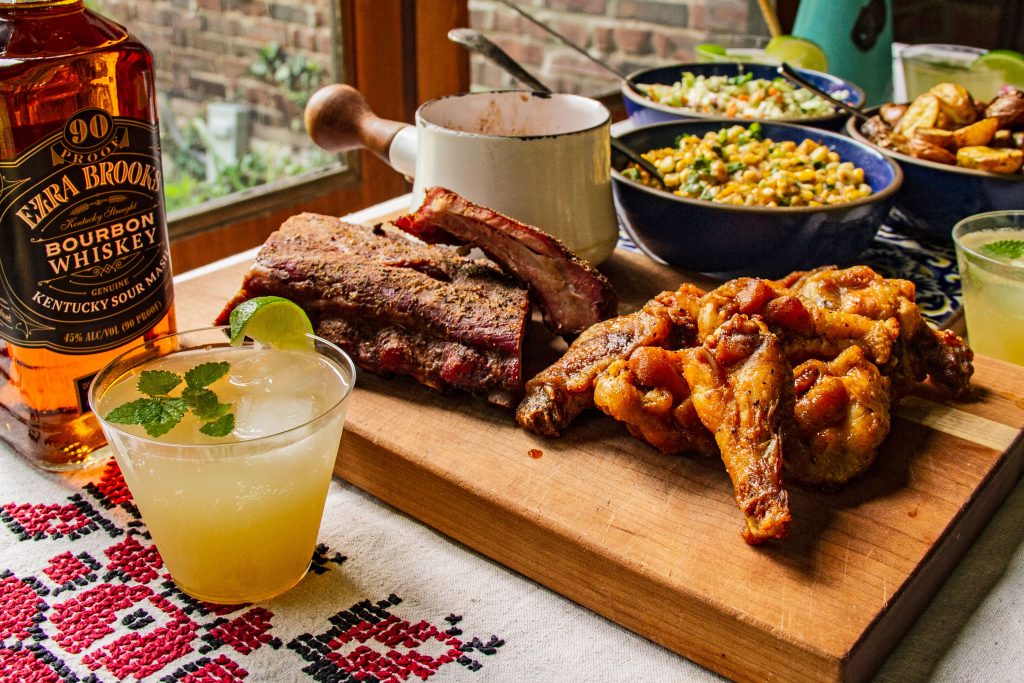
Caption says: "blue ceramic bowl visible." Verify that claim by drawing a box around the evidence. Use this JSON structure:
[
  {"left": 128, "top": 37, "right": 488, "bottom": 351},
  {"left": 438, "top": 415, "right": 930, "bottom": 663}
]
[
  {"left": 622, "top": 62, "right": 865, "bottom": 131},
  {"left": 846, "top": 112, "right": 1024, "bottom": 244},
  {"left": 611, "top": 120, "right": 902, "bottom": 278}
]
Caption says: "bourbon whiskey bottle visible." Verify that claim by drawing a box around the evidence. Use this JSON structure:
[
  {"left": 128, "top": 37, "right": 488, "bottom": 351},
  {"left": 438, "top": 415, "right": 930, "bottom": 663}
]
[{"left": 0, "top": 0, "right": 176, "bottom": 470}]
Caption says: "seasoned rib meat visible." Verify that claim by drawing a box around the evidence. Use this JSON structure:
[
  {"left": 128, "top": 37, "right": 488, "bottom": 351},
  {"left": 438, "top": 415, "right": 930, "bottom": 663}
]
[
  {"left": 787, "top": 346, "right": 892, "bottom": 486},
  {"left": 681, "top": 315, "right": 793, "bottom": 544},
  {"left": 395, "top": 187, "right": 617, "bottom": 337},
  {"left": 515, "top": 285, "right": 702, "bottom": 436},
  {"left": 215, "top": 213, "right": 530, "bottom": 407}
]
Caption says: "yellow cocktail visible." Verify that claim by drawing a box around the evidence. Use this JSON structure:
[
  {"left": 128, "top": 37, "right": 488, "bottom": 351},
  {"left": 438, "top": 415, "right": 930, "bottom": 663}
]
[
  {"left": 954, "top": 211, "right": 1024, "bottom": 366},
  {"left": 90, "top": 327, "right": 355, "bottom": 603}
]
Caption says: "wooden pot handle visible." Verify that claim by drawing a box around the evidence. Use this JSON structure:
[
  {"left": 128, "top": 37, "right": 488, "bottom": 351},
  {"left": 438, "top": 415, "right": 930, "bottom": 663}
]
[{"left": 304, "top": 84, "right": 408, "bottom": 163}]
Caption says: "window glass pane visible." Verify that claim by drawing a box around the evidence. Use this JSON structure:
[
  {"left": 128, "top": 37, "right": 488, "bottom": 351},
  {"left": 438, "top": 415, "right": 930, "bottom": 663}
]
[
  {"left": 91, "top": 0, "right": 344, "bottom": 215},
  {"left": 468, "top": 0, "right": 771, "bottom": 96}
]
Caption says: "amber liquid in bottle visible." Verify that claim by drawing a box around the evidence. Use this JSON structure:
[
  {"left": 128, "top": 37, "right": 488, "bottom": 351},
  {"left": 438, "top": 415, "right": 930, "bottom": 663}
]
[{"left": 0, "top": 0, "right": 176, "bottom": 470}]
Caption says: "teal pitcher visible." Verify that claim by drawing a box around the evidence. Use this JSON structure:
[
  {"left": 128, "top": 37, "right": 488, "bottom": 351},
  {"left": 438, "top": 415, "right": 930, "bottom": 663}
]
[{"left": 792, "top": 0, "right": 893, "bottom": 105}]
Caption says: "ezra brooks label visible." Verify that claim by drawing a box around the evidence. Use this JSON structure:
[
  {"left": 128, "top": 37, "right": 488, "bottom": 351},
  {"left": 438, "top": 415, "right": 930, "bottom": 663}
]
[{"left": 0, "top": 108, "right": 173, "bottom": 353}]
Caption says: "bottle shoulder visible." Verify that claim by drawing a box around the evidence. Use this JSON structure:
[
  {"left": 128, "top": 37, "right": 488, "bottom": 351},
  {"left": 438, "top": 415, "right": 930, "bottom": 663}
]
[{"left": 0, "top": 6, "right": 146, "bottom": 60}]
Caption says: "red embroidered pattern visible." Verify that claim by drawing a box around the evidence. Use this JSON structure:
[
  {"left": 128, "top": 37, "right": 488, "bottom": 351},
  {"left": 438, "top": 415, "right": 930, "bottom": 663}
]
[
  {"left": 0, "top": 571, "right": 47, "bottom": 641},
  {"left": 0, "top": 460, "right": 505, "bottom": 681},
  {"left": 0, "top": 645, "right": 64, "bottom": 683},
  {"left": 93, "top": 459, "right": 135, "bottom": 507},
  {"left": 43, "top": 551, "right": 93, "bottom": 585},
  {"left": 206, "top": 608, "right": 276, "bottom": 655},
  {"left": 288, "top": 598, "right": 504, "bottom": 680},
  {"left": 165, "top": 653, "right": 248, "bottom": 682},
  {"left": 104, "top": 534, "right": 163, "bottom": 583},
  {"left": 2, "top": 502, "right": 95, "bottom": 539}
]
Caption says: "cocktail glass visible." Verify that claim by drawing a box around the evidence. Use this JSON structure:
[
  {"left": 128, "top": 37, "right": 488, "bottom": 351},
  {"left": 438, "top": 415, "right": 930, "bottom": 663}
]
[
  {"left": 89, "top": 326, "right": 356, "bottom": 603},
  {"left": 900, "top": 43, "right": 1001, "bottom": 101},
  {"left": 953, "top": 211, "right": 1024, "bottom": 366}
]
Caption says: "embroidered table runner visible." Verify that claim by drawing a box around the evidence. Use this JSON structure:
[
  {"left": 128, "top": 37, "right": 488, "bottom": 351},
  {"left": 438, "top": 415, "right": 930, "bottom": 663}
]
[{"left": 2, "top": 441, "right": 1023, "bottom": 682}]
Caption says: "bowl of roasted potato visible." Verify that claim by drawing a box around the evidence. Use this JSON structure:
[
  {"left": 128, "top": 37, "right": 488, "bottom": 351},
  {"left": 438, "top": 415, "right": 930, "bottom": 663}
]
[{"left": 846, "top": 83, "right": 1024, "bottom": 242}]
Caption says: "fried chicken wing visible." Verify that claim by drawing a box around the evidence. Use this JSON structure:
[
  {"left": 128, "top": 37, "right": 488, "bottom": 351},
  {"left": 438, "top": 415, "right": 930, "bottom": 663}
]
[
  {"left": 682, "top": 315, "right": 792, "bottom": 544},
  {"left": 787, "top": 346, "right": 892, "bottom": 486},
  {"left": 516, "top": 264, "right": 974, "bottom": 544},
  {"left": 696, "top": 277, "right": 901, "bottom": 368},
  {"left": 593, "top": 346, "right": 716, "bottom": 456},
  {"left": 516, "top": 284, "right": 703, "bottom": 436},
  {"left": 781, "top": 266, "right": 973, "bottom": 397}
]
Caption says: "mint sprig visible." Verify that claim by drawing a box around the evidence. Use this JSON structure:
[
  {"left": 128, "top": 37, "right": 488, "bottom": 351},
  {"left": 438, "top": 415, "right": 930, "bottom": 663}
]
[
  {"left": 138, "top": 370, "right": 181, "bottom": 396},
  {"left": 199, "top": 413, "right": 235, "bottom": 437},
  {"left": 106, "top": 361, "right": 234, "bottom": 438},
  {"left": 106, "top": 397, "right": 188, "bottom": 438},
  {"left": 981, "top": 239, "right": 1024, "bottom": 260},
  {"left": 185, "top": 361, "right": 230, "bottom": 389}
]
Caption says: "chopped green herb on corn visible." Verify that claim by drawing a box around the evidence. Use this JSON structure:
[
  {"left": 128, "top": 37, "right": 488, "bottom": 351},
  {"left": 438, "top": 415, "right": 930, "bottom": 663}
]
[{"left": 623, "top": 124, "right": 873, "bottom": 208}]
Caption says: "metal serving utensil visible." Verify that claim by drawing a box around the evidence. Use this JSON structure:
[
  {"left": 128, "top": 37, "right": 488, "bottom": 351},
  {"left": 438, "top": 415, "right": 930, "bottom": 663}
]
[
  {"left": 447, "top": 27, "right": 665, "bottom": 186},
  {"left": 776, "top": 62, "right": 871, "bottom": 124},
  {"left": 493, "top": 0, "right": 647, "bottom": 97},
  {"left": 448, "top": 27, "right": 549, "bottom": 94}
]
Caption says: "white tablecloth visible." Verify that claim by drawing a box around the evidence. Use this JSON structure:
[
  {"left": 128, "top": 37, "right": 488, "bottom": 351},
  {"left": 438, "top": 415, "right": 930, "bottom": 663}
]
[{"left": 1, "top": 445, "right": 1022, "bottom": 682}]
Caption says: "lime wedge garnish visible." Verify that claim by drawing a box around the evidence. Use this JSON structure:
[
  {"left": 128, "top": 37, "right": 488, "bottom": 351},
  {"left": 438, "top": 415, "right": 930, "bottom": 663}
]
[
  {"left": 970, "top": 49, "right": 1024, "bottom": 87},
  {"left": 228, "top": 296, "right": 314, "bottom": 351},
  {"left": 697, "top": 43, "right": 728, "bottom": 57},
  {"left": 764, "top": 35, "right": 828, "bottom": 71}
]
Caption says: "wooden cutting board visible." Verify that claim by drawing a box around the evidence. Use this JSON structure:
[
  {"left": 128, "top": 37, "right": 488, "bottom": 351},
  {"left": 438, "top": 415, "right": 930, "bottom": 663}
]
[{"left": 175, "top": 246, "right": 1024, "bottom": 683}]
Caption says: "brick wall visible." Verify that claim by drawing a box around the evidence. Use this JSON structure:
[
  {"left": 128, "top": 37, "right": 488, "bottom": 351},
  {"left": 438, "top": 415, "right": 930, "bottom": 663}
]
[
  {"left": 96, "top": 0, "right": 336, "bottom": 150},
  {"left": 468, "top": 0, "right": 768, "bottom": 95}
]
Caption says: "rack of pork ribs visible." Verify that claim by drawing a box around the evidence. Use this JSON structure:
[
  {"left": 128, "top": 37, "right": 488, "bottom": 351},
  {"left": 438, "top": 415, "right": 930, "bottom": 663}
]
[
  {"left": 215, "top": 187, "right": 617, "bottom": 408},
  {"left": 516, "top": 267, "right": 975, "bottom": 544},
  {"left": 218, "top": 186, "right": 974, "bottom": 545}
]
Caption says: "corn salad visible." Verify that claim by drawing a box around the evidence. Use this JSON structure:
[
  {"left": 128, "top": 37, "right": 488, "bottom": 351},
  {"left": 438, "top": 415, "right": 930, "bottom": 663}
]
[{"left": 623, "top": 124, "right": 873, "bottom": 208}]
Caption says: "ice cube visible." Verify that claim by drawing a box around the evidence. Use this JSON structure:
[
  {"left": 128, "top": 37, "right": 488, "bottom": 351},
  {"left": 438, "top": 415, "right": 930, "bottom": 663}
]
[
  {"left": 233, "top": 393, "right": 316, "bottom": 438},
  {"left": 228, "top": 351, "right": 283, "bottom": 392},
  {"left": 228, "top": 349, "right": 331, "bottom": 395},
  {"left": 263, "top": 352, "right": 333, "bottom": 396}
]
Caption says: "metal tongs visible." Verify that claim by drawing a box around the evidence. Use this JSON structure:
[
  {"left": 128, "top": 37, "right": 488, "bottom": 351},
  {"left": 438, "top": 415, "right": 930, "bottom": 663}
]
[{"left": 776, "top": 62, "right": 870, "bottom": 124}]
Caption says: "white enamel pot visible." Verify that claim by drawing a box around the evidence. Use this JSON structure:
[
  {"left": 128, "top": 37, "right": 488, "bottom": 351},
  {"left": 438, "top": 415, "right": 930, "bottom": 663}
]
[{"left": 305, "top": 85, "right": 620, "bottom": 264}]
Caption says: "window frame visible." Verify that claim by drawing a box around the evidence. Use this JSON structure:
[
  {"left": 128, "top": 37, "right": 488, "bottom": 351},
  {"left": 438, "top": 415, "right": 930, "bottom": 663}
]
[{"left": 168, "top": 0, "right": 469, "bottom": 272}]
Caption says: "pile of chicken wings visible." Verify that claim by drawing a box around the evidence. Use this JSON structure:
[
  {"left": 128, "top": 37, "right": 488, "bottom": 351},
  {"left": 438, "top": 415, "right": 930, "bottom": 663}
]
[{"left": 515, "top": 266, "right": 974, "bottom": 544}]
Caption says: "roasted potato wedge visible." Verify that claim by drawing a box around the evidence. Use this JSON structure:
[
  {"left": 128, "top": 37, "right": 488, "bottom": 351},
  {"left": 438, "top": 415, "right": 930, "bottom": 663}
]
[
  {"left": 907, "top": 137, "right": 957, "bottom": 164},
  {"left": 929, "top": 83, "right": 978, "bottom": 126},
  {"left": 879, "top": 103, "right": 907, "bottom": 127},
  {"left": 985, "top": 91, "right": 1024, "bottom": 128},
  {"left": 914, "top": 127, "right": 956, "bottom": 150},
  {"left": 953, "top": 117, "right": 1001, "bottom": 148},
  {"left": 896, "top": 93, "right": 940, "bottom": 136},
  {"left": 956, "top": 145, "right": 1024, "bottom": 174},
  {"left": 934, "top": 111, "right": 956, "bottom": 130}
]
